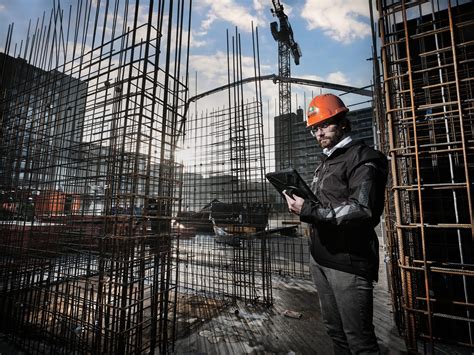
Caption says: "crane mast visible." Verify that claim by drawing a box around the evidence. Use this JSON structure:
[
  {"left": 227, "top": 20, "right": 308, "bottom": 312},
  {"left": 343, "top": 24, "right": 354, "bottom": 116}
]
[{"left": 270, "top": 0, "right": 302, "bottom": 168}]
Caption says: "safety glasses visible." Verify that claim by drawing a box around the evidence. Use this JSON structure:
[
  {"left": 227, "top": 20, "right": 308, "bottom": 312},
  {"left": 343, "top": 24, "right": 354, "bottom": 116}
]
[{"left": 309, "top": 122, "right": 333, "bottom": 136}]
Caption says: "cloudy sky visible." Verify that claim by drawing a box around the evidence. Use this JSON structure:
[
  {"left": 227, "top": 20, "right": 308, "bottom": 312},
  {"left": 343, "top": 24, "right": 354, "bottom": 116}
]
[{"left": 0, "top": 0, "right": 376, "bottom": 116}]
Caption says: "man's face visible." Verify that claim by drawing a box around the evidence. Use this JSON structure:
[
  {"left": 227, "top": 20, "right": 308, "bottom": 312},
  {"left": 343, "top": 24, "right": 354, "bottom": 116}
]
[{"left": 311, "top": 120, "right": 345, "bottom": 149}]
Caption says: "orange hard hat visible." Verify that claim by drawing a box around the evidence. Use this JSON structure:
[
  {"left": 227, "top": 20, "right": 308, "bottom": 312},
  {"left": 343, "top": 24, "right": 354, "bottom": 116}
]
[{"left": 307, "top": 93, "right": 349, "bottom": 127}]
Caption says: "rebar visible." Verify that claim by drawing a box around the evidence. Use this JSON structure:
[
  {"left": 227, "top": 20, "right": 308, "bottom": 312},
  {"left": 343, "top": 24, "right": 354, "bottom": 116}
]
[
  {"left": 174, "top": 26, "right": 273, "bottom": 310},
  {"left": 0, "top": 0, "right": 192, "bottom": 353},
  {"left": 376, "top": 0, "right": 474, "bottom": 351}
]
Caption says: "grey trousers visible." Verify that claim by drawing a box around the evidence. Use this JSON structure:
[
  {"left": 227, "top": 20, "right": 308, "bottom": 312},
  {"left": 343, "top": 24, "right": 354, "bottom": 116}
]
[{"left": 310, "top": 256, "right": 380, "bottom": 355}]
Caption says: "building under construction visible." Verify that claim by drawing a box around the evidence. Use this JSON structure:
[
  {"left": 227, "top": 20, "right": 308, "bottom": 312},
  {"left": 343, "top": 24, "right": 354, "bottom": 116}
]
[{"left": 0, "top": 0, "right": 472, "bottom": 354}]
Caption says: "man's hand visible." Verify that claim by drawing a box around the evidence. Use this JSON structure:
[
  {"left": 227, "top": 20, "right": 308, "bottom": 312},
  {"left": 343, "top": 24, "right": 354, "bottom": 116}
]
[{"left": 283, "top": 190, "right": 304, "bottom": 215}]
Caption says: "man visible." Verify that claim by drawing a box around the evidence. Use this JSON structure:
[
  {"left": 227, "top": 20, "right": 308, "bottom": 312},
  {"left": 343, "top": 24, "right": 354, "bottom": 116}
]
[{"left": 283, "top": 93, "right": 388, "bottom": 354}]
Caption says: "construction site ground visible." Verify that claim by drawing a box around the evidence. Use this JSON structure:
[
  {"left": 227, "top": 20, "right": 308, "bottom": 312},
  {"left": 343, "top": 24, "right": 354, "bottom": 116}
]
[
  {"left": 173, "top": 237, "right": 472, "bottom": 355},
  {"left": 1, "top": 238, "right": 472, "bottom": 355},
  {"left": 173, "top": 240, "right": 407, "bottom": 355}
]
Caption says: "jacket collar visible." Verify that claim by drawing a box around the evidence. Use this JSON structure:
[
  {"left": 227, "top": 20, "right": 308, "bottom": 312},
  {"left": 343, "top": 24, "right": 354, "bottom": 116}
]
[
  {"left": 323, "top": 135, "right": 352, "bottom": 156},
  {"left": 320, "top": 139, "right": 364, "bottom": 161}
]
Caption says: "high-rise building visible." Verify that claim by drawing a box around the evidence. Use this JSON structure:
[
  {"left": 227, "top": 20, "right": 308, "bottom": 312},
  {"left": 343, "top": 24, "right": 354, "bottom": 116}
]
[{"left": 0, "top": 53, "right": 87, "bottom": 192}]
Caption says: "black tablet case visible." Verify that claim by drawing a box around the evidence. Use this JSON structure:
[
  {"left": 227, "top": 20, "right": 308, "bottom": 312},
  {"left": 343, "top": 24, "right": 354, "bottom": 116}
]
[{"left": 265, "top": 168, "right": 317, "bottom": 201}]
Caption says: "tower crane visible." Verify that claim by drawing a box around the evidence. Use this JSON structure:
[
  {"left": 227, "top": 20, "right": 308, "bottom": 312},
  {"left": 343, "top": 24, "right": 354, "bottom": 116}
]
[
  {"left": 270, "top": 0, "right": 302, "bottom": 168},
  {"left": 270, "top": 0, "right": 302, "bottom": 121}
]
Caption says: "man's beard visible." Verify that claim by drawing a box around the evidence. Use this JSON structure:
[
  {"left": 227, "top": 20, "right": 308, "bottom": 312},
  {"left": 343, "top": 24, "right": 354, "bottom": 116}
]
[{"left": 318, "top": 130, "right": 345, "bottom": 149}]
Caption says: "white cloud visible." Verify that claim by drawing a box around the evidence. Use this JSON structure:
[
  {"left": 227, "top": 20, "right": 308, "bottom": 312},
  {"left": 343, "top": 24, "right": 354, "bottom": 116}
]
[
  {"left": 174, "top": 28, "right": 207, "bottom": 49},
  {"left": 296, "top": 71, "right": 350, "bottom": 86},
  {"left": 326, "top": 71, "right": 349, "bottom": 85},
  {"left": 301, "top": 0, "right": 371, "bottom": 44},
  {"left": 201, "top": 13, "right": 218, "bottom": 31},
  {"left": 198, "top": 0, "right": 265, "bottom": 33},
  {"left": 253, "top": 0, "right": 265, "bottom": 12},
  {"left": 189, "top": 51, "right": 230, "bottom": 88},
  {"left": 187, "top": 49, "right": 275, "bottom": 118},
  {"left": 298, "top": 74, "right": 323, "bottom": 82},
  {"left": 191, "top": 50, "right": 272, "bottom": 79}
]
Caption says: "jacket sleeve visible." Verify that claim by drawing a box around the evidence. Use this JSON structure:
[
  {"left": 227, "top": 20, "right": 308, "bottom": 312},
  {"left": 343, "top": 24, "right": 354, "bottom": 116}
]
[{"left": 299, "top": 160, "right": 387, "bottom": 227}]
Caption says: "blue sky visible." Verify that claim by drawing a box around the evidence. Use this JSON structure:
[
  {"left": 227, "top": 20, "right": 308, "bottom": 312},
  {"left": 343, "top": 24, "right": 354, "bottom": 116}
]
[
  {"left": 0, "top": 0, "right": 376, "bottom": 114},
  {"left": 186, "top": 0, "right": 375, "bottom": 111}
]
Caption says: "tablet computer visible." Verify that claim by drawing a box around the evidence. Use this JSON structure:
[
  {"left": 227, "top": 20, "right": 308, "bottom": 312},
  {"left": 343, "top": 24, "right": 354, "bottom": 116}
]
[{"left": 265, "top": 168, "right": 317, "bottom": 202}]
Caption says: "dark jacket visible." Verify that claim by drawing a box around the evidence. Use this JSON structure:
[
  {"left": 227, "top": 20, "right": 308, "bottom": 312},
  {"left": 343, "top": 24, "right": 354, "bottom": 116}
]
[{"left": 300, "top": 140, "right": 388, "bottom": 281}]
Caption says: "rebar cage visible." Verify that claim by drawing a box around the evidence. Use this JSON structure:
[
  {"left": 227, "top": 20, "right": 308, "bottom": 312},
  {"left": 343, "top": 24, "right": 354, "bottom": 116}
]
[
  {"left": 376, "top": 0, "right": 473, "bottom": 351},
  {"left": 0, "top": 1, "right": 191, "bottom": 353},
  {"left": 174, "top": 28, "right": 273, "bottom": 313}
]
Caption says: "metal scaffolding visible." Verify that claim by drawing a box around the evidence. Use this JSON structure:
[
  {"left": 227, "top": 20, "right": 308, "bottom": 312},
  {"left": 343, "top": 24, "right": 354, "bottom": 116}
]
[
  {"left": 0, "top": 0, "right": 191, "bottom": 353},
  {"left": 376, "top": 0, "right": 473, "bottom": 351}
]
